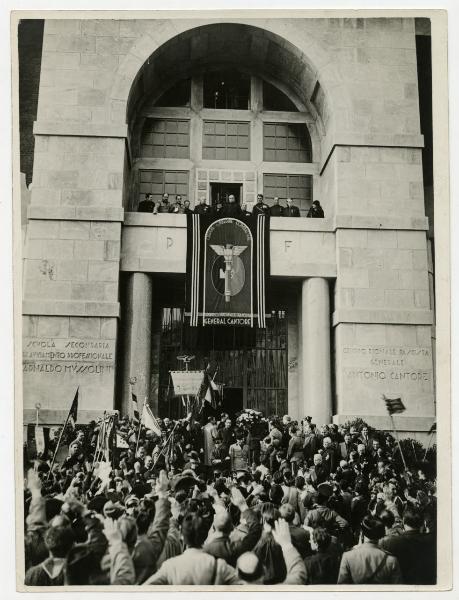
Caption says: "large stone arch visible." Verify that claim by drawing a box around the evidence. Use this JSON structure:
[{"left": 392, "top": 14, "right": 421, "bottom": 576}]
[{"left": 109, "top": 20, "right": 343, "bottom": 140}]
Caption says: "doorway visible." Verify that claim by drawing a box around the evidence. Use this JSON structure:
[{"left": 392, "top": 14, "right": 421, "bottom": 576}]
[
  {"left": 222, "top": 387, "right": 244, "bottom": 417},
  {"left": 210, "top": 182, "right": 242, "bottom": 207}
]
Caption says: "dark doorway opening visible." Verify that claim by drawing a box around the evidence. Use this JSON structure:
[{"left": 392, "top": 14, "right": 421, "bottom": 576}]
[
  {"left": 210, "top": 182, "right": 242, "bottom": 207},
  {"left": 222, "top": 387, "right": 244, "bottom": 417}
]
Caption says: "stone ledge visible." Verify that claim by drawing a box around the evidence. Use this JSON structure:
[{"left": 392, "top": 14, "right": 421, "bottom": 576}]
[
  {"left": 23, "top": 300, "right": 120, "bottom": 317},
  {"left": 123, "top": 213, "right": 429, "bottom": 233},
  {"left": 28, "top": 206, "right": 125, "bottom": 222},
  {"left": 23, "top": 408, "right": 111, "bottom": 425},
  {"left": 271, "top": 262, "right": 337, "bottom": 278},
  {"left": 320, "top": 134, "right": 425, "bottom": 174},
  {"left": 332, "top": 413, "right": 435, "bottom": 433},
  {"left": 33, "top": 120, "right": 128, "bottom": 139},
  {"left": 334, "top": 215, "right": 429, "bottom": 231},
  {"left": 333, "top": 309, "right": 433, "bottom": 326}
]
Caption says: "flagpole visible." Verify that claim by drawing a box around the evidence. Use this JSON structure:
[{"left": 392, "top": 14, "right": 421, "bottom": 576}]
[
  {"left": 152, "top": 421, "right": 179, "bottom": 470},
  {"left": 389, "top": 414, "right": 407, "bottom": 471},
  {"left": 423, "top": 429, "right": 435, "bottom": 460},
  {"left": 47, "top": 410, "right": 71, "bottom": 481},
  {"left": 135, "top": 398, "right": 145, "bottom": 457}
]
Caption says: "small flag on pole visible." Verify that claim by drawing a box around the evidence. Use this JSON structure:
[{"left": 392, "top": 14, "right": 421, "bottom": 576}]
[
  {"left": 116, "top": 432, "right": 130, "bottom": 449},
  {"left": 67, "top": 388, "right": 79, "bottom": 429},
  {"left": 142, "top": 403, "right": 162, "bottom": 437},
  {"left": 383, "top": 395, "right": 406, "bottom": 416},
  {"left": 132, "top": 393, "right": 139, "bottom": 421}
]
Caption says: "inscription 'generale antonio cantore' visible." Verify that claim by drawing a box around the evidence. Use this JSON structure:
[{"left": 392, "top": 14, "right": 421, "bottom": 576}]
[
  {"left": 342, "top": 345, "right": 432, "bottom": 384},
  {"left": 23, "top": 338, "right": 115, "bottom": 375}
]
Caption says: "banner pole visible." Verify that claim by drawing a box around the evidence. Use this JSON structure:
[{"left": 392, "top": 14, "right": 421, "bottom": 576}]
[
  {"left": 135, "top": 398, "right": 145, "bottom": 457},
  {"left": 390, "top": 414, "right": 407, "bottom": 471},
  {"left": 47, "top": 412, "right": 69, "bottom": 481},
  {"left": 423, "top": 430, "right": 435, "bottom": 460},
  {"left": 152, "top": 421, "right": 179, "bottom": 470}
]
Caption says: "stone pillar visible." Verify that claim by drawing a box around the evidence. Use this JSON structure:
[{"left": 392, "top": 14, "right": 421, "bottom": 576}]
[
  {"left": 300, "top": 277, "right": 332, "bottom": 424},
  {"left": 122, "top": 272, "right": 153, "bottom": 415}
]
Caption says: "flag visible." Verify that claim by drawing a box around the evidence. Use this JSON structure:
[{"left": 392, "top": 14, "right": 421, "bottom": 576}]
[
  {"left": 428, "top": 422, "right": 436, "bottom": 435},
  {"left": 116, "top": 432, "right": 129, "bottom": 449},
  {"left": 66, "top": 388, "right": 79, "bottom": 429},
  {"left": 383, "top": 395, "right": 406, "bottom": 416},
  {"left": 35, "top": 426, "right": 46, "bottom": 455},
  {"left": 185, "top": 214, "right": 270, "bottom": 328},
  {"left": 142, "top": 404, "right": 162, "bottom": 437},
  {"left": 198, "top": 372, "right": 220, "bottom": 408},
  {"left": 132, "top": 393, "right": 139, "bottom": 421}
]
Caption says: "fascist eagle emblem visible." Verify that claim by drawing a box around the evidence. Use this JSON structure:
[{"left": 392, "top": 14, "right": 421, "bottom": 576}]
[{"left": 210, "top": 243, "right": 247, "bottom": 302}]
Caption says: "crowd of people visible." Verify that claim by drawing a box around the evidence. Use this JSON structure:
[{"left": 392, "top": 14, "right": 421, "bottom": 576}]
[
  {"left": 23, "top": 409, "right": 436, "bottom": 587},
  {"left": 138, "top": 192, "right": 325, "bottom": 218}
]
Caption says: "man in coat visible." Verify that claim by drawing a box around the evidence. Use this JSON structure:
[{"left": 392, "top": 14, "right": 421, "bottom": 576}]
[
  {"left": 252, "top": 193, "right": 270, "bottom": 216},
  {"left": 283, "top": 197, "right": 300, "bottom": 217},
  {"left": 338, "top": 516, "right": 402, "bottom": 584},
  {"left": 194, "top": 196, "right": 211, "bottom": 215},
  {"left": 339, "top": 431, "right": 356, "bottom": 460},
  {"left": 269, "top": 196, "right": 284, "bottom": 216},
  {"left": 306, "top": 200, "right": 325, "bottom": 218},
  {"left": 379, "top": 507, "right": 436, "bottom": 585},
  {"left": 138, "top": 193, "right": 156, "bottom": 213}
]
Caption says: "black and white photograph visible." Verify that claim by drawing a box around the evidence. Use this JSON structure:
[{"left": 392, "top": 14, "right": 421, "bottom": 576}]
[{"left": 9, "top": 8, "right": 452, "bottom": 591}]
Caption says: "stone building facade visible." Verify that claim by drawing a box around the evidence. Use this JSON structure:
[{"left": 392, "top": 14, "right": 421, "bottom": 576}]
[{"left": 20, "top": 17, "right": 435, "bottom": 439}]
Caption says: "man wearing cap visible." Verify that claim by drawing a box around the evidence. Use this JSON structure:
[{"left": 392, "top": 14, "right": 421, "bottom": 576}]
[{"left": 338, "top": 516, "right": 402, "bottom": 583}]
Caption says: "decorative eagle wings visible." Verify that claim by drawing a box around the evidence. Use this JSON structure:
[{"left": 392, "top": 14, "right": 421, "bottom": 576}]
[{"left": 210, "top": 244, "right": 247, "bottom": 257}]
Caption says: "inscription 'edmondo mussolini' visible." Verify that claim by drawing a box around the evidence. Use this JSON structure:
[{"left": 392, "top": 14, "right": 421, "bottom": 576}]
[{"left": 23, "top": 337, "right": 115, "bottom": 376}]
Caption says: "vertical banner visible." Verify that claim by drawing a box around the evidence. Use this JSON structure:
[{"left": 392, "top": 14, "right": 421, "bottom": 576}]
[{"left": 186, "top": 215, "right": 270, "bottom": 327}]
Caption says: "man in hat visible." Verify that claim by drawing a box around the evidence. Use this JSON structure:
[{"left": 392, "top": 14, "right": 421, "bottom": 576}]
[{"left": 337, "top": 516, "right": 402, "bottom": 584}]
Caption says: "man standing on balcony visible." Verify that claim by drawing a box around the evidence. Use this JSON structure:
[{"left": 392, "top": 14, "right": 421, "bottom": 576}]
[
  {"left": 222, "top": 194, "right": 242, "bottom": 217},
  {"left": 283, "top": 198, "right": 300, "bottom": 217},
  {"left": 307, "top": 200, "right": 325, "bottom": 218},
  {"left": 252, "top": 193, "right": 270, "bottom": 216},
  {"left": 157, "top": 193, "right": 171, "bottom": 213},
  {"left": 269, "top": 197, "right": 284, "bottom": 217},
  {"left": 170, "top": 195, "right": 185, "bottom": 214},
  {"left": 138, "top": 193, "right": 156, "bottom": 213},
  {"left": 194, "top": 196, "right": 212, "bottom": 215}
]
